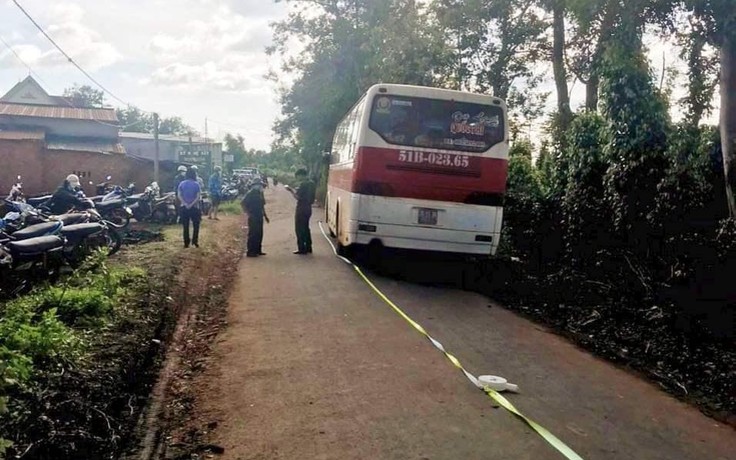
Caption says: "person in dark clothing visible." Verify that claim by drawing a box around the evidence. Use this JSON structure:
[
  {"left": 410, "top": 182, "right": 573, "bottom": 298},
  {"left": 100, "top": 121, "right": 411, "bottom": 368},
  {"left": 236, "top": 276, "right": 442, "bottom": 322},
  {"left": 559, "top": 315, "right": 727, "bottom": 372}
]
[
  {"left": 47, "top": 174, "right": 86, "bottom": 215},
  {"left": 177, "top": 168, "right": 202, "bottom": 248},
  {"left": 285, "top": 168, "right": 316, "bottom": 255},
  {"left": 241, "top": 180, "right": 269, "bottom": 257}
]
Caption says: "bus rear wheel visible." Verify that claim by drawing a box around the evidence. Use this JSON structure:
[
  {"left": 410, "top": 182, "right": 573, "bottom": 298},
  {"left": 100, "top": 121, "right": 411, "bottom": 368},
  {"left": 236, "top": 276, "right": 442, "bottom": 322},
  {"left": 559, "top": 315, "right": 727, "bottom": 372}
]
[
  {"left": 335, "top": 208, "right": 347, "bottom": 257},
  {"left": 326, "top": 199, "right": 336, "bottom": 237}
]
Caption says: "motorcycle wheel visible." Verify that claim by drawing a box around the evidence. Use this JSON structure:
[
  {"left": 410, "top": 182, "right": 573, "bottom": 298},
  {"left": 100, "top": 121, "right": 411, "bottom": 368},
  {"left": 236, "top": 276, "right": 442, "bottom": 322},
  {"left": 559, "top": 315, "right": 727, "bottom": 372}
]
[{"left": 106, "top": 208, "right": 131, "bottom": 228}]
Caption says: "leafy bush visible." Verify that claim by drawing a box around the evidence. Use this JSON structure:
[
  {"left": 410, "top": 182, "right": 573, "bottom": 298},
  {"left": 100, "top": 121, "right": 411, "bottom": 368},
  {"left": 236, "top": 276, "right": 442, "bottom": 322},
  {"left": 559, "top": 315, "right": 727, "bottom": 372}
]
[
  {"left": 0, "top": 254, "right": 147, "bottom": 451},
  {"left": 599, "top": 29, "right": 669, "bottom": 253}
]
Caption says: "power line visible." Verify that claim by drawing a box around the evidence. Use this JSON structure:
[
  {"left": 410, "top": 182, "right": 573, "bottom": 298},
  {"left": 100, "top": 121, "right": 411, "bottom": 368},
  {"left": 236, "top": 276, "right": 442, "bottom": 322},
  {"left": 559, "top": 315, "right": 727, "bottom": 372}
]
[
  {"left": 11, "top": 0, "right": 136, "bottom": 109},
  {"left": 0, "top": 35, "right": 148, "bottom": 130}
]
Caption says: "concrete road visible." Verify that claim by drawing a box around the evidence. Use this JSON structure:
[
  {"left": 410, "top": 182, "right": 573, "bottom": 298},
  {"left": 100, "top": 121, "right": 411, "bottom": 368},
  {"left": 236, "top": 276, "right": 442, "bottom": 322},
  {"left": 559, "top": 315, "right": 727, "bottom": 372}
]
[{"left": 195, "top": 185, "right": 735, "bottom": 459}]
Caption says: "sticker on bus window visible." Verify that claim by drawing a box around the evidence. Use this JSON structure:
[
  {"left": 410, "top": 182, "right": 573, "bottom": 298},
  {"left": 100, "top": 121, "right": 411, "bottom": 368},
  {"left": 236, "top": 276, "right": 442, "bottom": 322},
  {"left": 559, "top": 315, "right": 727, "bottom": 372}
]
[
  {"left": 450, "top": 111, "right": 485, "bottom": 136},
  {"left": 392, "top": 99, "right": 413, "bottom": 107},
  {"left": 474, "top": 112, "right": 500, "bottom": 127},
  {"left": 376, "top": 97, "right": 391, "bottom": 113}
]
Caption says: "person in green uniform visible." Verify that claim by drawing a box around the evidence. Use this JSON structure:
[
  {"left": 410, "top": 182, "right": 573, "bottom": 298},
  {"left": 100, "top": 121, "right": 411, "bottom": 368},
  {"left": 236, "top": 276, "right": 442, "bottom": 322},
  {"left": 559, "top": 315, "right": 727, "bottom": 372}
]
[
  {"left": 286, "top": 168, "right": 316, "bottom": 255},
  {"left": 240, "top": 180, "right": 270, "bottom": 257}
]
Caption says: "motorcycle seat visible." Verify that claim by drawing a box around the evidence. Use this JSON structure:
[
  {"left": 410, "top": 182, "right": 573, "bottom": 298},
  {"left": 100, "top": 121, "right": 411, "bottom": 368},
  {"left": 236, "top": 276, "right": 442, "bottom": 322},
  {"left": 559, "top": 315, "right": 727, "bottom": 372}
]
[
  {"left": 26, "top": 195, "right": 51, "bottom": 207},
  {"left": 7, "top": 235, "right": 64, "bottom": 254},
  {"left": 55, "top": 213, "right": 88, "bottom": 226},
  {"left": 12, "top": 222, "right": 62, "bottom": 240},
  {"left": 61, "top": 223, "right": 104, "bottom": 239},
  {"left": 96, "top": 200, "right": 125, "bottom": 211}
]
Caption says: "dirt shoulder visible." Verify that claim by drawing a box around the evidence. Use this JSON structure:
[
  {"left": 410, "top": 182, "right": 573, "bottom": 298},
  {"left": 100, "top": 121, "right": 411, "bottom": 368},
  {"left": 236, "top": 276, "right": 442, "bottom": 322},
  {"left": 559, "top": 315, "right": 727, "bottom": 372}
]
[{"left": 128, "top": 212, "right": 245, "bottom": 460}]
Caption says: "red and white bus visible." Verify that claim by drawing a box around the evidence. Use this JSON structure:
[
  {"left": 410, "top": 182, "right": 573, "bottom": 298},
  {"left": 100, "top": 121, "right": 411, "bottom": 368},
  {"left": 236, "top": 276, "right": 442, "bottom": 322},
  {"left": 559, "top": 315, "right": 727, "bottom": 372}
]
[{"left": 326, "top": 84, "right": 509, "bottom": 256}]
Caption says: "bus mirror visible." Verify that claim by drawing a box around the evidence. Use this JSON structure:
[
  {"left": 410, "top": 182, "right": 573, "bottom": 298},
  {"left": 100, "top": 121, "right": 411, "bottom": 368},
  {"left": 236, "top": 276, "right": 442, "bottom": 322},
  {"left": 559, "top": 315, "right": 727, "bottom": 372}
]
[{"left": 322, "top": 152, "right": 333, "bottom": 164}]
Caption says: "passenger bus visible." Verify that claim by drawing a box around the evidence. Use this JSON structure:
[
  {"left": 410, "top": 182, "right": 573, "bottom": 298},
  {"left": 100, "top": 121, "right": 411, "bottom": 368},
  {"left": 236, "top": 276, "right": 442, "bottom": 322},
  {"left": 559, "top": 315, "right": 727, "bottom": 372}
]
[{"left": 326, "top": 84, "right": 509, "bottom": 256}]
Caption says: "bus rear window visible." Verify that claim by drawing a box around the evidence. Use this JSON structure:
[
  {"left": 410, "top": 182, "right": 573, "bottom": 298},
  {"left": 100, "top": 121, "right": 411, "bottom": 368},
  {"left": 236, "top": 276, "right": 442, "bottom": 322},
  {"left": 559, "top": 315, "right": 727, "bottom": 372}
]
[{"left": 368, "top": 95, "right": 505, "bottom": 153}]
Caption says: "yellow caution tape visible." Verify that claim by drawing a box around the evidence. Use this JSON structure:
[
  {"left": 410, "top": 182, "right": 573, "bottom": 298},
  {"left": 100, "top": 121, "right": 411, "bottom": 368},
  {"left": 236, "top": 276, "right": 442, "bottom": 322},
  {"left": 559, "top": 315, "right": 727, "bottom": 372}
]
[{"left": 319, "top": 222, "right": 584, "bottom": 460}]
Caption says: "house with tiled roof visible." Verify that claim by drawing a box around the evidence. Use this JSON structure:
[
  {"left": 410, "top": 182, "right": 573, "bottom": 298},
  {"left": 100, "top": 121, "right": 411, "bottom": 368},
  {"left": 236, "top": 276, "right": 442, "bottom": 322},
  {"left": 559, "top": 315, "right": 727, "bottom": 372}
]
[
  {"left": 0, "top": 77, "right": 153, "bottom": 196},
  {"left": 0, "top": 75, "right": 120, "bottom": 142}
]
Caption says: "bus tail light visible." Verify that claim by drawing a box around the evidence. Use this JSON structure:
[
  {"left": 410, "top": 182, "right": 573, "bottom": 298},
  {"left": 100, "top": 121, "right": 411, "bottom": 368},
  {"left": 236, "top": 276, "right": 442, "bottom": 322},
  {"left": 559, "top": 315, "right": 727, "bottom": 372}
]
[
  {"left": 475, "top": 235, "right": 493, "bottom": 242},
  {"left": 358, "top": 224, "right": 377, "bottom": 232}
]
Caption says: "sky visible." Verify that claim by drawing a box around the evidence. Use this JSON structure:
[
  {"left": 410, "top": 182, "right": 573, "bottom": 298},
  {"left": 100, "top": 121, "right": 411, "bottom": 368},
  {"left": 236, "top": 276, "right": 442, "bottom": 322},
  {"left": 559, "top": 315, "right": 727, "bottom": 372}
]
[
  {"left": 0, "top": 0, "right": 289, "bottom": 150},
  {"left": 0, "top": 1, "right": 718, "bottom": 152}
]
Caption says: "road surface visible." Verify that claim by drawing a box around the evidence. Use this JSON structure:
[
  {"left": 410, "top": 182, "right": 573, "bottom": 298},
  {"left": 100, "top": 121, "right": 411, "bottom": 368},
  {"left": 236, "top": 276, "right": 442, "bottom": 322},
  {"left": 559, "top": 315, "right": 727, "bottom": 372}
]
[{"left": 193, "top": 185, "right": 735, "bottom": 459}]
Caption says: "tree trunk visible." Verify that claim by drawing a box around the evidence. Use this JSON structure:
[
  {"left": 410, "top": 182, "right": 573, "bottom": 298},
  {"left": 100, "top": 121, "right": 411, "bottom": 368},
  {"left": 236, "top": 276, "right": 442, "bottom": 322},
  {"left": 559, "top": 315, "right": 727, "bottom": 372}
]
[
  {"left": 585, "top": 75, "right": 599, "bottom": 111},
  {"left": 552, "top": 0, "right": 572, "bottom": 133},
  {"left": 720, "top": 32, "right": 736, "bottom": 218}
]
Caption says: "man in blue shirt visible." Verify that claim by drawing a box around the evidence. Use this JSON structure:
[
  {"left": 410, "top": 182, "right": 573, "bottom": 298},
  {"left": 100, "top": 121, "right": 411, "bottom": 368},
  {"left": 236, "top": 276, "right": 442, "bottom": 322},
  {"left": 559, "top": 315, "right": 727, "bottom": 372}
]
[
  {"left": 177, "top": 168, "right": 202, "bottom": 248},
  {"left": 208, "top": 165, "right": 223, "bottom": 220}
]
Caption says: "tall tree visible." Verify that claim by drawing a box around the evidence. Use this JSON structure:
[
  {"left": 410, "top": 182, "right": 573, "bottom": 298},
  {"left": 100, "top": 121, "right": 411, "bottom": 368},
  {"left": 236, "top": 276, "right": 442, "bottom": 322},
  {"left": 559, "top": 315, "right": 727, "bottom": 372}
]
[
  {"left": 63, "top": 84, "right": 105, "bottom": 108},
  {"left": 550, "top": 0, "right": 572, "bottom": 133},
  {"left": 566, "top": 0, "right": 619, "bottom": 112},
  {"left": 270, "top": 0, "right": 449, "bottom": 175},
  {"left": 678, "top": 13, "right": 720, "bottom": 128},
  {"left": 433, "top": 0, "right": 548, "bottom": 134},
  {"left": 434, "top": 0, "right": 547, "bottom": 99},
  {"left": 684, "top": 0, "right": 736, "bottom": 217}
]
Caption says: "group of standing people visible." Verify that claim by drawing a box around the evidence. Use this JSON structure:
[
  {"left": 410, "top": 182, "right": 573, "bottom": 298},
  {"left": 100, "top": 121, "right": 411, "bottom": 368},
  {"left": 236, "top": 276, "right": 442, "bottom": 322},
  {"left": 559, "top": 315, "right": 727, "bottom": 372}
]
[
  {"left": 176, "top": 164, "right": 316, "bottom": 257},
  {"left": 174, "top": 164, "right": 224, "bottom": 248},
  {"left": 240, "top": 168, "right": 316, "bottom": 257}
]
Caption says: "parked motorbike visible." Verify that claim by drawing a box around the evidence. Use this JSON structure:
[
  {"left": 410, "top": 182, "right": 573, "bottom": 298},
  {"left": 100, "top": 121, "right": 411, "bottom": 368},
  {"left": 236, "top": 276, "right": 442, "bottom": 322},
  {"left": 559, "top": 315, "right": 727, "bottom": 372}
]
[
  {"left": 74, "top": 188, "right": 132, "bottom": 229},
  {"left": 1, "top": 206, "right": 122, "bottom": 267},
  {"left": 220, "top": 182, "right": 240, "bottom": 202},
  {"left": 0, "top": 235, "right": 66, "bottom": 295},
  {"left": 6, "top": 175, "right": 24, "bottom": 202},
  {"left": 151, "top": 191, "right": 178, "bottom": 224},
  {"left": 95, "top": 175, "right": 114, "bottom": 196}
]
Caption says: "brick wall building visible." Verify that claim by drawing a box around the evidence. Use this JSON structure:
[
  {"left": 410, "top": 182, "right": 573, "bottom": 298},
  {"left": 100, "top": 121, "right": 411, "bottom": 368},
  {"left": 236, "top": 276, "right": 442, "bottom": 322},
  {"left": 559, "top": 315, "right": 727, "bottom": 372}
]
[{"left": 0, "top": 76, "right": 156, "bottom": 197}]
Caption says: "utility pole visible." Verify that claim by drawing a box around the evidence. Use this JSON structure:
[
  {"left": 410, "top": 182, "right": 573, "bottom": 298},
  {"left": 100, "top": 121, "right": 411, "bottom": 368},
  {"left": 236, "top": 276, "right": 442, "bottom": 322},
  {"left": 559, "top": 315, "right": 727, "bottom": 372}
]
[
  {"left": 153, "top": 112, "right": 160, "bottom": 183},
  {"left": 188, "top": 132, "right": 194, "bottom": 169},
  {"left": 205, "top": 117, "right": 211, "bottom": 172}
]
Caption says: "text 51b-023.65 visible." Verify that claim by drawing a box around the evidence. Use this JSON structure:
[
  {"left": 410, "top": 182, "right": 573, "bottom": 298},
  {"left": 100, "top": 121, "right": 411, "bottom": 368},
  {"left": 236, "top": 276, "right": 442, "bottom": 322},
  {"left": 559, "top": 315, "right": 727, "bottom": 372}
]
[{"left": 398, "top": 150, "right": 470, "bottom": 168}]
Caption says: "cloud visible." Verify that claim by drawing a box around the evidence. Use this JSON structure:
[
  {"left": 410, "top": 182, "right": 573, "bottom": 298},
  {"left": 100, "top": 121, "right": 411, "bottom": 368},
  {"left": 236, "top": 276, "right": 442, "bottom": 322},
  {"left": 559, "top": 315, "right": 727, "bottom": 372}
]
[
  {"left": 148, "top": 61, "right": 264, "bottom": 91},
  {"left": 145, "top": 4, "right": 273, "bottom": 92},
  {"left": 148, "top": 5, "right": 272, "bottom": 63},
  {"left": 2, "top": 1, "right": 121, "bottom": 71}
]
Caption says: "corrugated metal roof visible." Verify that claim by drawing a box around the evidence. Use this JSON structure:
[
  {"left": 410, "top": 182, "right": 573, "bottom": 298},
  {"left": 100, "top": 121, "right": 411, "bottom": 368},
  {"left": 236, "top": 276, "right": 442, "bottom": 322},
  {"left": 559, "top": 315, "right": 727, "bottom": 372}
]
[
  {"left": 120, "top": 131, "right": 218, "bottom": 144},
  {"left": 0, "top": 130, "right": 45, "bottom": 140},
  {"left": 46, "top": 140, "right": 126, "bottom": 154},
  {"left": 0, "top": 102, "right": 118, "bottom": 122}
]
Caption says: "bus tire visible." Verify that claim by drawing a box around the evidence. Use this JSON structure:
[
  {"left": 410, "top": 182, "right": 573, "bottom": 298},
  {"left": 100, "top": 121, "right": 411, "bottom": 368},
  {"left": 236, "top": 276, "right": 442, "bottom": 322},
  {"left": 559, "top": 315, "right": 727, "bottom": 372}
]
[
  {"left": 326, "top": 197, "right": 336, "bottom": 237},
  {"left": 335, "top": 208, "right": 347, "bottom": 257}
]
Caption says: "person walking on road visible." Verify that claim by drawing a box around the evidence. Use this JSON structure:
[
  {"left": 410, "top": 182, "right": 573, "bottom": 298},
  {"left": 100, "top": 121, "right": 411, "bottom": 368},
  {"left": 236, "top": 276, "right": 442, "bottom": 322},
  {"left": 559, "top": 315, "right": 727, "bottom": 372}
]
[
  {"left": 177, "top": 168, "right": 202, "bottom": 248},
  {"left": 208, "top": 165, "right": 223, "bottom": 220},
  {"left": 285, "top": 168, "right": 316, "bottom": 255},
  {"left": 241, "top": 180, "right": 269, "bottom": 257}
]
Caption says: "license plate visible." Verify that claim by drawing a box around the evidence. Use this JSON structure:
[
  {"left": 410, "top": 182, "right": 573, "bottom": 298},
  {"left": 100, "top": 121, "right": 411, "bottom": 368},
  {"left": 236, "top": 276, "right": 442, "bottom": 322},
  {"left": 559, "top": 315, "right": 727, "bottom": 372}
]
[{"left": 418, "top": 208, "right": 438, "bottom": 225}]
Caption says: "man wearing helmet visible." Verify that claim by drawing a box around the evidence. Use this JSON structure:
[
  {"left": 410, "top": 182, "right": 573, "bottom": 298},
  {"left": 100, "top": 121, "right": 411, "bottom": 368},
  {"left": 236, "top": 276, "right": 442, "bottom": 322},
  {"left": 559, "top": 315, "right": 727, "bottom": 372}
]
[
  {"left": 173, "top": 165, "right": 188, "bottom": 193},
  {"left": 47, "top": 174, "right": 86, "bottom": 215}
]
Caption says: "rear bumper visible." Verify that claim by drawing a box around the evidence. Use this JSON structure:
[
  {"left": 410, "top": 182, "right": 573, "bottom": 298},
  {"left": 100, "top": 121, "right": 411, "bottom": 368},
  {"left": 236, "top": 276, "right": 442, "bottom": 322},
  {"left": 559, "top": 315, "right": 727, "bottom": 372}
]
[
  {"left": 353, "top": 225, "right": 497, "bottom": 255},
  {"left": 347, "top": 195, "right": 502, "bottom": 255}
]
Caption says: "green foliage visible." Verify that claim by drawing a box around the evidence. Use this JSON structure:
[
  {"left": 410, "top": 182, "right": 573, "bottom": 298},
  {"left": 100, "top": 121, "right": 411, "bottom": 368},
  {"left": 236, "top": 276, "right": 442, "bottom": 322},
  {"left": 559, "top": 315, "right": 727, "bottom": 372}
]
[
  {"left": 115, "top": 107, "right": 197, "bottom": 135},
  {"left": 535, "top": 141, "right": 555, "bottom": 193},
  {"left": 0, "top": 256, "right": 146, "bottom": 437},
  {"left": 63, "top": 84, "right": 105, "bottom": 108},
  {"left": 270, "top": 0, "right": 450, "bottom": 174},
  {"left": 502, "top": 143, "right": 546, "bottom": 259},
  {"left": 219, "top": 200, "right": 243, "bottom": 215},
  {"left": 599, "top": 24, "right": 669, "bottom": 248},
  {"left": 560, "top": 112, "right": 610, "bottom": 258}
]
